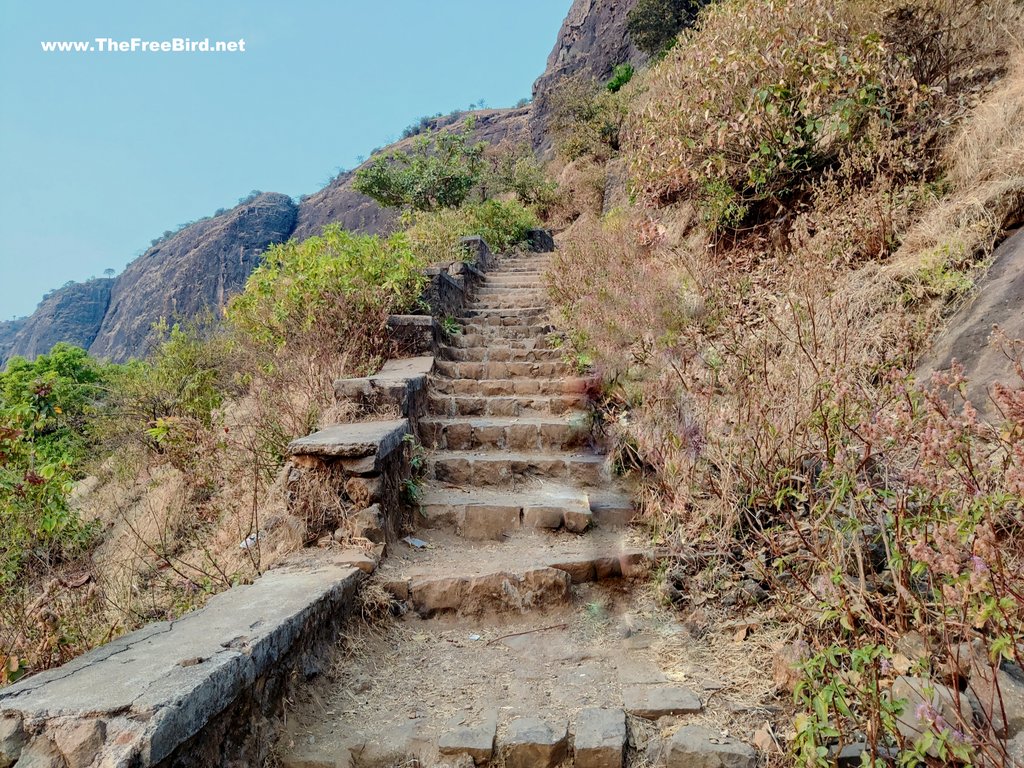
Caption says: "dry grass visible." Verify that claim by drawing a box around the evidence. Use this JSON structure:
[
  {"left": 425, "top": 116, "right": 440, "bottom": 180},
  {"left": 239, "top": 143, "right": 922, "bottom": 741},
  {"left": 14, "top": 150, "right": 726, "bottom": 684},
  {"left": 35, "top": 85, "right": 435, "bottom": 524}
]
[{"left": 543, "top": 0, "right": 1024, "bottom": 761}]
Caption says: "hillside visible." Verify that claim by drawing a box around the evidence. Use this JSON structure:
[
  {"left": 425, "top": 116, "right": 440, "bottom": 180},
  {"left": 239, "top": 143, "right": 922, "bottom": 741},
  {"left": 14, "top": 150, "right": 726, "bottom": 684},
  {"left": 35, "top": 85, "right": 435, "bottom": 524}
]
[{"left": 2, "top": 0, "right": 631, "bottom": 367}]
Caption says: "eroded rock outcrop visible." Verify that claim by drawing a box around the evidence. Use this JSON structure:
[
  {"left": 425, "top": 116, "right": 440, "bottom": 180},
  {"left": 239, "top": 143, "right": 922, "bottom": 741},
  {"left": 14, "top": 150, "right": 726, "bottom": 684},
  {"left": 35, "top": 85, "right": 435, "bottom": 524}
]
[
  {"left": 1, "top": 279, "right": 113, "bottom": 364},
  {"left": 88, "top": 193, "right": 297, "bottom": 362},
  {"left": 529, "top": 0, "right": 647, "bottom": 152}
]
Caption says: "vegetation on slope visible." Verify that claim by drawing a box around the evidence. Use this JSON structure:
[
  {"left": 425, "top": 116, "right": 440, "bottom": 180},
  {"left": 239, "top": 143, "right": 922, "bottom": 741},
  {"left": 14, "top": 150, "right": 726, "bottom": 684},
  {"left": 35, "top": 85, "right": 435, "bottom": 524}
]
[
  {"left": 0, "top": 120, "right": 557, "bottom": 686},
  {"left": 547, "top": 0, "right": 1024, "bottom": 763}
]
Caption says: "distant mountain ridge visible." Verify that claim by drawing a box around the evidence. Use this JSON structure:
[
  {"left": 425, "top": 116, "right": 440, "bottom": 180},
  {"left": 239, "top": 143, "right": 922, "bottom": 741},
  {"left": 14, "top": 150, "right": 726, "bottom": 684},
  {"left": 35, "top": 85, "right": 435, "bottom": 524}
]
[{"left": 0, "top": 0, "right": 640, "bottom": 366}]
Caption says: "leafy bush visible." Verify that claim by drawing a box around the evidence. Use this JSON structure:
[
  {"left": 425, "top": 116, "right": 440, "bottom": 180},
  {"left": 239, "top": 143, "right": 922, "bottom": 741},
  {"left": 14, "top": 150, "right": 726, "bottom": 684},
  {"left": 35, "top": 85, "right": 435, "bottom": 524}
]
[
  {"left": 626, "top": 0, "right": 705, "bottom": 56},
  {"left": 606, "top": 64, "right": 635, "bottom": 94},
  {"left": 404, "top": 200, "right": 539, "bottom": 264},
  {"left": 353, "top": 121, "right": 486, "bottom": 211},
  {"left": 0, "top": 345, "right": 108, "bottom": 469},
  {"left": 0, "top": 346, "right": 104, "bottom": 587},
  {"left": 101, "top": 319, "right": 234, "bottom": 470},
  {"left": 228, "top": 224, "right": 427, "bottom": 354},
  {"left": 486, "top": 145, "right": 560, "bottom": 212}
]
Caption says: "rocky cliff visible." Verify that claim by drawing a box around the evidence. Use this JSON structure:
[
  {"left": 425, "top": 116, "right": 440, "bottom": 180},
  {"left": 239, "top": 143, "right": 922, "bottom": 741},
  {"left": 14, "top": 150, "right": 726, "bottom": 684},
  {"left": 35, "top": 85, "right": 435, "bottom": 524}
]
[
  {"left": 89, "top": 193, "right": 297, "bottom": 362},
  {"left": 0, "top": 318, "right": 26, "bottom": 361},
  {"left": 529, "top": 0, "right": 647, "bottom": 152},
  {"left": 1, "top": 279, "right": 113, "bottom": 363}
]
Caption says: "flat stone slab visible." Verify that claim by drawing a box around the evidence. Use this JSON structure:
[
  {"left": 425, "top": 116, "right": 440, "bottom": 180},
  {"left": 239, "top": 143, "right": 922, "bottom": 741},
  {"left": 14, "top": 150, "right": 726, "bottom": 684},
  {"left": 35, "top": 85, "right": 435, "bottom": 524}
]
[
  {"left": 574, "top": 708, "right": 626, "bottom": 768},
  {"left": 501, "top": 716, "right": 568, "bottom": 768},
  {"left": 377, "top": 356, "right": 434, "bottom": 380},
  {"left": 0, "top": 561, "right": 363, "bottom": 767},
  {"left": 665, "top": 725, "right": 756, "bottom": 768},
  {"left": 437, "top": 710, "right": 497, "bottom": 762},
  {"left": 409, "top": 566, "right": 571, "bottom": 618},
  {"left": 288, "top": 419, "right": 409, "bottom": 460},
  {"left": 623, "top": 685, "right": 702, "bottom": 719}
]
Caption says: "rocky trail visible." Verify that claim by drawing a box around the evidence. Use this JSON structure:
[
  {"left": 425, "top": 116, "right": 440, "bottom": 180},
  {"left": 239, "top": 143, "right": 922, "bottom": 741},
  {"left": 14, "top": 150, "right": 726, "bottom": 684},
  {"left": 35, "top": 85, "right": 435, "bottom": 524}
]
[{"left": 276, "top": 250, "right": 770, "bottom": 768}]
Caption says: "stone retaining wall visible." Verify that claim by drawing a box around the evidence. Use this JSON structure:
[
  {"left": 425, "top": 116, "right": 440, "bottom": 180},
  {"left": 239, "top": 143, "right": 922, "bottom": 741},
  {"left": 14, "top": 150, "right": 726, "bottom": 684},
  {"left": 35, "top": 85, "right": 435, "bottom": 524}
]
[{"left": 0, "top": 560, "right": 363, "bottom": 768}]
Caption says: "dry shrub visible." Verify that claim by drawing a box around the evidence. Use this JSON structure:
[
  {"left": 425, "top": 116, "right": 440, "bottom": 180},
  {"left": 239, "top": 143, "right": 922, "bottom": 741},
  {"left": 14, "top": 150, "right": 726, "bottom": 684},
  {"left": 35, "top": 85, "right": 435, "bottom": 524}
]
[
  {"left": 544, "top": 0, "right": 1024, "bottom": 761},
  {"left": 544, "top": 158, "right": 609, "bottom": 228},
  {"left": 548, "top": 212, "right": 699, "bottom": 376},
  {"left": 892, "top": 46, "right": 1024, "bottom": 283},
  {"left": 627, "top": 0, "right": 1020, "bottom": 231}
]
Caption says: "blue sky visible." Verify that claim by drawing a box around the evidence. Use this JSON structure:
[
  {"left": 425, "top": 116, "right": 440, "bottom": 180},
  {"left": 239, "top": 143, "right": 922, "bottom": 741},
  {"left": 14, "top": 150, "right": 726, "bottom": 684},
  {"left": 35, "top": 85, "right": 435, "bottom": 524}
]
[{"left": 0, "top": 0, "right": 571, "bottom": 319}]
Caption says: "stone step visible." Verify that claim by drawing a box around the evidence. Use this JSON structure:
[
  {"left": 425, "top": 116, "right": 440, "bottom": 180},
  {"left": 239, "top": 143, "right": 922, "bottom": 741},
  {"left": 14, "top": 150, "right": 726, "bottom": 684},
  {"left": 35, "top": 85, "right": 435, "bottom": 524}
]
[
  {"left": 420, "top": 415, "right": 589, "bottom": 452},
  {"left": 470, "top": 295, "right": 550, "bottom": 310},
  {"left": 428, "top": 375, "right": 588, "bottom": 398},
  {"left": 462, "top": 306, "right": 549, "bottom": 318},
  {"left": 416, "top": 485, "right": 594, "bottom": 538},
  {"left": 491, "top": 265, "right": 549, "bottom": 273},
  {"left": 483, "top": 274, "right": 546, "bottom": 285},
  {"left": 457, "top": 323, "right": 553, "bottom": 339},
  {"left": 439, "top": 344, "right": 564, "bottom": 363},
  {"left": 435, "top": 359, "right": 571, "bottom": 380},
  {"left": 414, "top": 486, "right": 634, "bottom": 537},
  {"left": 460, "top": 315, "right": 548, "bottom": 331},
  {"left": 476, "top": 284, "right": 548, "bottom": 294},
  {"left": 445, "top": 332, "right": 559, "bottom": 350},
  {"left": 425, "top": 449, "right": 608, "bottom": 487},
  {"left": 428, "top": 392, "right": 588, "bottom": 417},
  {"left": 376, "top": 529, "right": 655, "bottom": 618}
]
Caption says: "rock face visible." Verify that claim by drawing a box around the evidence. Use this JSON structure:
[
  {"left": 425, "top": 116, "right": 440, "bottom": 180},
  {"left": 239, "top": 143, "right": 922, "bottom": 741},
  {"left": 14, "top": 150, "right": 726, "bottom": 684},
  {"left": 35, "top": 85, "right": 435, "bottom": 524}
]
[
  {"left": 0, "top": 318, "right": 26, "bottom": 363},
  {"left": 88, "top": 193, "right": 297, "bottom": 362},
  {"left": 529, "top": 0, "right": 647, "bottom": 152},
  {"left": 292, "top": 107, "right": 532, "bottom": 242},
  {"left": 917, "top": 227, "right": 1024, "bottom": 414},
  {"left": 0, "top": 279, "right": 113, "bottom": 365}
]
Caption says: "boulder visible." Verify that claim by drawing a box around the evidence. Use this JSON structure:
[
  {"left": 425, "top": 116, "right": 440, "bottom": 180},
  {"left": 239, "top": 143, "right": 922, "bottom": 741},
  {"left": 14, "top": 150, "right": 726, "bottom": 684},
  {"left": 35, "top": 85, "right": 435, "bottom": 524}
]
[
  {"left": 968, "top": 652, "right": 1024, "bottom": 737},
  {"left": 50, "top": 719, "right": 105, "bottom": 768},
  {"left": 0, "top": 716, "right": 25, "bottom": 768},
  {"left": 665, "top": 725, "right": 756, "bottom": 768},
  {"left": 502, "top": 717, "right": 568, "bottom": 768},
  {"left": 891, "top": 675, "right": 973, "bottom": 755},
  {"left": 574, "top": 708, "right": 626, "bottom": 768}
]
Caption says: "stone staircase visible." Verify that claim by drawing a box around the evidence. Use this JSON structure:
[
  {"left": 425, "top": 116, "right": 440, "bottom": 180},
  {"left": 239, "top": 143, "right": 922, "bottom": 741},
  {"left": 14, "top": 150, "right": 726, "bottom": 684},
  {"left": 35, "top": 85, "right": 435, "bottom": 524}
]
[{"left": 277, "top": 249, "right": 757, "bottom": 768}]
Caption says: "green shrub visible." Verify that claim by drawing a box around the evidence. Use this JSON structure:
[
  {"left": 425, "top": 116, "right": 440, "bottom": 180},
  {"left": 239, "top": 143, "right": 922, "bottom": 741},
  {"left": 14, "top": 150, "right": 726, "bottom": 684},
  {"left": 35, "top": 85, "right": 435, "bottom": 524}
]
[
  {"left": 606, "top": 63, "right": 635, "bottom": 93},
  {"left": 228, "top": 224, "right": 428, "bottom": 351},
  {"left": 353, "top": 120, "right": 486, "bottom": 211},
  {"left": 549, "top": 76, "right": 633, "bottom": 162},
  {"left": 0, "top": 347, "right": 103, "bottom": 588},
  {"left": 487, "top": 146, "right": 560, "bottom": 212},
  {"left": 404, "top": 200, "right": 539, "bottom": 263},
  {"left": 471, "top": 199, "right": 540, "bottom": 252},
  {"left": 101, "top": 319, "right": 233, "bottom": 466},
  {"left": 0, "top": 344, "right": 108, "bottom": 470}
]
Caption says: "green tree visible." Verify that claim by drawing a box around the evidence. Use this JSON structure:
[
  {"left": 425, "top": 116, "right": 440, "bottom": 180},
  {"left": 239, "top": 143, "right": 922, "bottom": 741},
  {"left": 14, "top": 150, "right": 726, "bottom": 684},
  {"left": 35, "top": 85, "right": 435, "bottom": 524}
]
[
  {"left": 353, "top": 120, "right": 486, "bottom": 211},
  {"left": 0, "top": 345, "right": 105, "bottom": 586},
  {"left": 626, "top": 0, "right": 704, "bottom": 57}
]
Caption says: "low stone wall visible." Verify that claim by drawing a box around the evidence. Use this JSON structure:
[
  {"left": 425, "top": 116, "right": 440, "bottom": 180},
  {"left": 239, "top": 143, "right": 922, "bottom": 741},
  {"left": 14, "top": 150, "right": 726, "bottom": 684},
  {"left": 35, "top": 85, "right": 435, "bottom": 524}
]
[
  {"left": 287, "top": 418, "right": 412, "bottom": 544},
  {"left": 416, "top": 235, "right": 493, "bottom": 334},
  {"left": 0, "top": 560, "right": 363, "bottom": 768}
]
